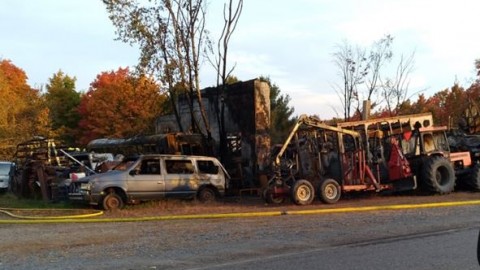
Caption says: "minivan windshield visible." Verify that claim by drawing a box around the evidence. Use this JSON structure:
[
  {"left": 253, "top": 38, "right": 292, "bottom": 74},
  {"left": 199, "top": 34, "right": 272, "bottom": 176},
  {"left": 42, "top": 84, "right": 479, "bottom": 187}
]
[
  {"left": 112, "top": 159, "right": 138, "bottom": 171},
  {"left": 0, "top": 162, "right": 12, "bottom": 175}
]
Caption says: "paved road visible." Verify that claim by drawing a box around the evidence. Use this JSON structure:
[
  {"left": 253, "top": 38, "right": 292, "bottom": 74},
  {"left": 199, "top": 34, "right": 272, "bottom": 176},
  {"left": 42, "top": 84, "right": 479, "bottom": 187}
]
[
  {"left": 1, "top": 200, "right": 480, "bottom": 269},
  {"left": 192, "top": 226, "right": 479, "bottom": 270}
]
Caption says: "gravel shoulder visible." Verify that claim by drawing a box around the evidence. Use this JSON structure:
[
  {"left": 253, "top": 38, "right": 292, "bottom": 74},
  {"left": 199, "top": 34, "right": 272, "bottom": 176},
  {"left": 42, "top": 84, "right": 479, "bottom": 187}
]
[
  {"left": 98, "top": 190, "right": 480, "bottom": 218},
  {"left": 1, "top": 190, "right": 480, "bottom": 219}
]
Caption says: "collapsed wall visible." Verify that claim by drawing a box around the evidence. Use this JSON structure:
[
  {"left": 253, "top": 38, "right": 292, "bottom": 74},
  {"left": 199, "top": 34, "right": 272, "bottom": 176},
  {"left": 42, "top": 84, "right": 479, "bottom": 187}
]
[{"left": 155, "top": 79, "right": 271, "bottom": 188}]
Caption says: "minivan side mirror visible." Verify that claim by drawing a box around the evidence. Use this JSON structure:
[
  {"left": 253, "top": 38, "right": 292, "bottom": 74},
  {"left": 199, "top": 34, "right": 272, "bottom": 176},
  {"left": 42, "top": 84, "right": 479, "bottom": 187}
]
[{"left": 129, "top": 170, "right": 137, "bottom": 176}]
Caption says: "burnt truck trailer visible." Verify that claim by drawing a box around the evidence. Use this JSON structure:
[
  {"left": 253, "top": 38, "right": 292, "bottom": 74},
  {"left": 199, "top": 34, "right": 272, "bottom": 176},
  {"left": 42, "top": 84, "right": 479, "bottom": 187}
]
[{"left": 264, "top": 114, "right": 416, "bottom": 205}]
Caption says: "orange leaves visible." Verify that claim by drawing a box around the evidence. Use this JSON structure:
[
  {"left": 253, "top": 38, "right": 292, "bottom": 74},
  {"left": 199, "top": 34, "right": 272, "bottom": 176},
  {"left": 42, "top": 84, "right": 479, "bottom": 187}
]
[
  {"left": 0, "top": 60, "right": 28, "bottom": 91},
  {"left": 77, "top": 67, "right": 167, "bottom": 145},
  {"left": 0, "top": 60, "right": 52, "bottom": 160}
]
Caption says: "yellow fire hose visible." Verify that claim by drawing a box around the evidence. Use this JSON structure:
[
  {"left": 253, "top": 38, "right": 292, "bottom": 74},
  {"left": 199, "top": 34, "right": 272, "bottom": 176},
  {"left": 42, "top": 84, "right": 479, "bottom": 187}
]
[
  {"left": 0, "top": 208, "right": 104, "bottom": 220},
  {"left": 1, "top": 200, "right": 480, "bottom": 224}
]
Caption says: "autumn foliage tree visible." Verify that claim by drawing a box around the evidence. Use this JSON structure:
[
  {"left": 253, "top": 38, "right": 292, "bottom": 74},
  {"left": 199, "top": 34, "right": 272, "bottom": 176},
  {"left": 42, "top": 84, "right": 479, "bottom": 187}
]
[
  {"left": 428, "top": 85, "right": 466, "bottom": 127},
  {"left": 77, "top": 68, "right": 167, "bottom": 145},
  {"left": 461, "top": 63, "right": 480, "bottom": 133},
  {"left": 0, "top": 59, "right": 50, "bottom": 159},
  {"left": 388, "top": 84, "right": 468, "bottom": 129}
]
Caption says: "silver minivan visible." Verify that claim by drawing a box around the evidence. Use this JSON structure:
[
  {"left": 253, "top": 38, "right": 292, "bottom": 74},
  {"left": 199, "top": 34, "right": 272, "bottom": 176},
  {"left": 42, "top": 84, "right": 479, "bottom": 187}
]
[
  {"left": 0, "top": 161, "right": 13, "bottom": 192},
  {"left": 69, "top": 154, "right": 230, "bottom": 210}
]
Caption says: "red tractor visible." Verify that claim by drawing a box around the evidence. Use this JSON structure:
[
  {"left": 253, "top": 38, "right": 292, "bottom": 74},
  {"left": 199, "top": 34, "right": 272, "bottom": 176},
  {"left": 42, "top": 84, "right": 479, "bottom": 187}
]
[{"left": 338, "top": 113, "right": 474, "bottom": 195}]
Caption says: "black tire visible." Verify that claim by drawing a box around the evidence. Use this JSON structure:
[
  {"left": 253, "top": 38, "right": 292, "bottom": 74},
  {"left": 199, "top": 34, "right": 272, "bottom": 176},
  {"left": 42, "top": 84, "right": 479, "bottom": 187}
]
[
  {"left": 477, "top": 229, "right": 480, "bottom": 265},
  {"left": 465, "top": 165, "right": 480, "bottom": 191},
  {"left": 319, "top": 179, "right": 341, "bottom": 204},
  {"left": 197, "top": 187, "right": 216, "bottom": 203},
  {"left": 421, "top": 156, "right": 455, "bottom": 194},
  {"left": 291, "top": 179, "right": 315, "bottom": 205},
  {"left": 102, "top": 192, "right": 124, "bottom": 210},
  {"left": 263, "top": 188, "right": 285, "bottom": 204},
  {"left": 11, "top": 174, "right": 19, "bottom": 196}
]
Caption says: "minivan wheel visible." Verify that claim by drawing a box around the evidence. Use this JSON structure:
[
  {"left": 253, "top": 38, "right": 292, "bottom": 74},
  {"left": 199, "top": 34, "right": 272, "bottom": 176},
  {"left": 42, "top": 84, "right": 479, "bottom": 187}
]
[
  {"left": 197, "top": 187, "right": 216, "bottom": 203},
  {"left": 102, "top": 192, "right": 124, "bottom": 210}
]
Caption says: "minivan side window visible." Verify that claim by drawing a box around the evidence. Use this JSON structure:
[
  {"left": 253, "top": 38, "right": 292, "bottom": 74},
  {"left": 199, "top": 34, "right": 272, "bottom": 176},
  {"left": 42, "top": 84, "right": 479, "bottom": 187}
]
[
  {"left": 197, "top": 160, "right": 219, "bottom": 174},
  {"left": 165, "top": 160, "right": 194, "bottom": 174},
  {"left": 138, "top": 159, "right": 161, "bottom": 175}
]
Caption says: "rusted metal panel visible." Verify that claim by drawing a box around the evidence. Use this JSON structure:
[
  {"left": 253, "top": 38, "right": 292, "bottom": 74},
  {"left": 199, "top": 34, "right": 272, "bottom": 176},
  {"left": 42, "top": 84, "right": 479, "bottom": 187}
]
[
  {"left": 87, "top": 133, "right": 207, "bottom": 156},
  {"left": 254, "top": 80, "right": 271, "bottom": 172},
  {"left": 338, "top": 112, "right": 434, "bottom": 133}
]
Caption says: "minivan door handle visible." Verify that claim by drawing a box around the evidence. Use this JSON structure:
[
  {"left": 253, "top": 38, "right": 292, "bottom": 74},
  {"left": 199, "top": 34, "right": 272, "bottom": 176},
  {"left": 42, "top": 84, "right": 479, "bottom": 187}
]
[{"left": 157, "top": 181, "right": 164, "bottom": 184}]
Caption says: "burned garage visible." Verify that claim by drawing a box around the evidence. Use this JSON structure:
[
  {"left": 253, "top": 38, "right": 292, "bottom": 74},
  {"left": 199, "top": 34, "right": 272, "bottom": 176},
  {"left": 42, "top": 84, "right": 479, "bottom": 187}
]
[{"left": 155, "top": 79, "right": 271, "bottom": 191}]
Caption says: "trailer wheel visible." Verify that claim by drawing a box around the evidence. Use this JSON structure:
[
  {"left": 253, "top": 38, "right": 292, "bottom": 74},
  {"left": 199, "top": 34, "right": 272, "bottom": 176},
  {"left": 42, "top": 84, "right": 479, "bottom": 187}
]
[
  {"left": 102, "top": 191, "right": 125, "bottom": 210},
  {"left": 466, "top": 165, "right": 480, "bottom": 191},
  {"left": 319, "top": 179, "right": 341, "bottom": 204},
  {"left": 421, "top": 156, "right": 455, "bottom": 194},
  {"left": 263, "top": 188, "right": 285, "bottom": 204},
  {"left": 291, "top": 179, "right": 314, "bottom": 205}
]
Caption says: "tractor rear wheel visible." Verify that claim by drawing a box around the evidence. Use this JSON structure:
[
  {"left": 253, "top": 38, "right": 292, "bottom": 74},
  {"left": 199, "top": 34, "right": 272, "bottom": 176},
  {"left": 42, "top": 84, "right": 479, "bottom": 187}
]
[
  {"left": 421, "top": 156, "right": 455, "bottom": 194},
  {"left": 318, "top": 179, "right": 341, "bottom": 204},
  {"left": 465, "top": 165, "right": 480, "bottom": 191},
  {"left": 291, "top": 179, "right": 315, "bottom": 205}
]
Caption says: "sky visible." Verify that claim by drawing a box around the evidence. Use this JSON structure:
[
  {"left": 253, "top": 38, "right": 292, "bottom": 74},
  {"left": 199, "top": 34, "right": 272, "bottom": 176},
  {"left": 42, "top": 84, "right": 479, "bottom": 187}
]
[{"left": 1, "top": 0, "right": 480, "bottom": 119}]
